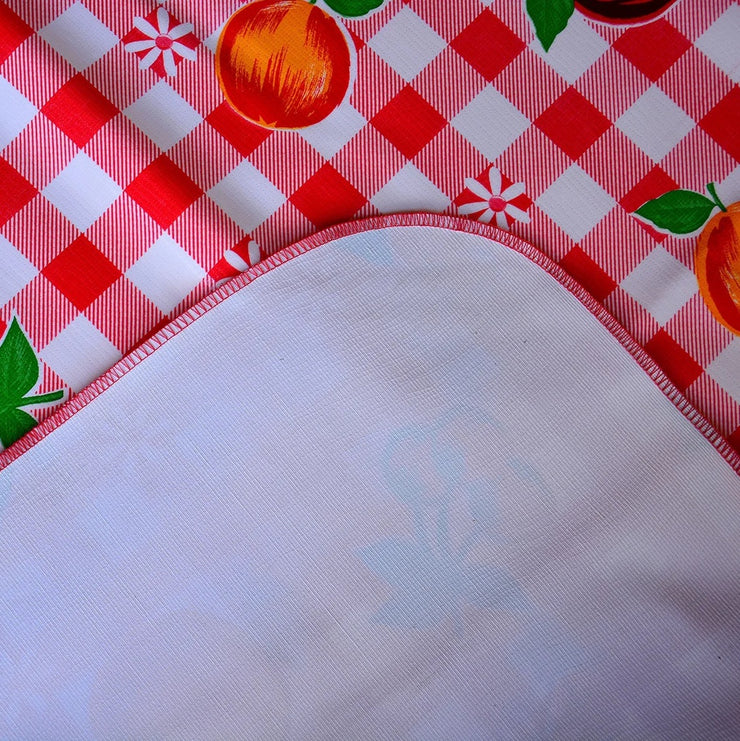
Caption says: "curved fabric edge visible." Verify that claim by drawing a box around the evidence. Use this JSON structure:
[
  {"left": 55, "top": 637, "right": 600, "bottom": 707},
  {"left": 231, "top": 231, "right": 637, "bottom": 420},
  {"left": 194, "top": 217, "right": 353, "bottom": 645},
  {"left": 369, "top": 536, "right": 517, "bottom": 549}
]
[{"left": 1, "top": 213, "right": 738, "bottom": 476}]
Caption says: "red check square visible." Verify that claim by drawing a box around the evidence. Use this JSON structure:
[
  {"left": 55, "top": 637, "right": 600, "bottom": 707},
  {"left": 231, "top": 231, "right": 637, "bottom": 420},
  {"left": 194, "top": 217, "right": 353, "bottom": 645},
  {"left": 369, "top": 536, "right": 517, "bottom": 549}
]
[
  {"left": 0, "top": 158, "right": 37, "bottom": 226},
  {"left": 729, "top": 426, "right": 740, "bottom": 456},
  {"left": 620, "top": 166, "right": 679, "bottom": 213},
  {"left": 645, "top": 329, "right": 703, "bottom": 391},
  {"left": 700, "top": 87, "right": 740, "bottom": 161},
  {"left": 370, "top": 86, "right": 447, "bottom": 159},
  {"left": 206, "top": 102, "right": 272, "bottom": 158},
  {"left": 450, "top": 9, "right": 525, "bottom": 81},
  {"left": 41, "top": 74, "right": 119, "bottom": 148},
  {"left": 290, "top": 164, "right": 367, "bottom": 227},
  {"left": 0, "top": 4, "right": 32, "bottom": 64},
  {"left": 42, "top": 236, "right": 121, "bottom": 311},
  {"left": 560, "top": 247, "right": 617, "bottom": 302},
  {"left": 535, "top": 88, "right": 611, "bottom": 160},
  {"left": 613, "top": 20, "right": 691, "bottom": 82},
  {"left": 125, "top": 156, "right": 203, "bottom": 228}
]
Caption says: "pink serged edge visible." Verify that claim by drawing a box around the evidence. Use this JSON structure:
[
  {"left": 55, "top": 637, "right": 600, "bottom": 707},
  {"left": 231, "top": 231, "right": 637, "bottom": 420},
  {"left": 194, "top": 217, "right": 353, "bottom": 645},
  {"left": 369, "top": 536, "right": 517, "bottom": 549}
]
[{"left": 1, "top": 212, "right": 738, "bottom": 475}]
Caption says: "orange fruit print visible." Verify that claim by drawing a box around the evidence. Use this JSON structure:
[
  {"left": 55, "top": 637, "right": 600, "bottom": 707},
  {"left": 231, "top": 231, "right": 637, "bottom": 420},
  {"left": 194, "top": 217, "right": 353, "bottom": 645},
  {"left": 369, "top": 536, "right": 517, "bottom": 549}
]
[
  {"left": 696, "top": 204, "right": 740, "bottom": 335},
  {"left": 216, "top": 0, "right": 353, "bottom": 129},
  {"left": 635, "top": 184, "right": 740, "bottom": 335}
]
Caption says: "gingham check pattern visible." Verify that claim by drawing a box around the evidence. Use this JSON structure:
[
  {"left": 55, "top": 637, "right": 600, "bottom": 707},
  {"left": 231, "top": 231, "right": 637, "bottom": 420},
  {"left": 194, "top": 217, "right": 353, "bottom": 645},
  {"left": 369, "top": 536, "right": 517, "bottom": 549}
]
[{"left": 0, "top": 0, "right": 738, "bottom": 447}]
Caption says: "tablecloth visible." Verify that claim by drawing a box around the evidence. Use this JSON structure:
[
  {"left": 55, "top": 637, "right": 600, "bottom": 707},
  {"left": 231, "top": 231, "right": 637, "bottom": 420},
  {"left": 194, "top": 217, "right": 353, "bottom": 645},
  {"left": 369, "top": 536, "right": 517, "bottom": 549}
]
[
  {"left": 1, "top": 217, "right": 739, "bottom": 738},
  {"left": 0, "top": 1, "right": 738, "bottom": 452}
]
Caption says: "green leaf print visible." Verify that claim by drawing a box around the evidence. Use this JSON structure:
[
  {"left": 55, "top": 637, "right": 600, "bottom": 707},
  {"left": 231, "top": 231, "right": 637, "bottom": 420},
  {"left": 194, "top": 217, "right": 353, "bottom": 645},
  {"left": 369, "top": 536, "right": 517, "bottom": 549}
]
[
  {"left": 635, "top": 189, "right": 719, "bottom": 235},
  {"left": 0, "top": 318, "right": 65, "bottom": 448},
  {"left": 322, "top": 0, "right": 385, "bottom": 19},
  {"left": 526, "top": 0, "right": 575, "bottom": 52}
]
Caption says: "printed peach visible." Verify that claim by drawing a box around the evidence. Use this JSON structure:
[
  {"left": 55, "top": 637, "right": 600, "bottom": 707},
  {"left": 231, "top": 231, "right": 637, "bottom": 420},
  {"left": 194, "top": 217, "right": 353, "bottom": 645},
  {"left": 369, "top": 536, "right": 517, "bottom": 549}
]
[
  {"left": 216, "top": 0, "right": 353, "bottom": 129},
  {"left": 696, "top": 203, "right": 740, "bottom": 335}
]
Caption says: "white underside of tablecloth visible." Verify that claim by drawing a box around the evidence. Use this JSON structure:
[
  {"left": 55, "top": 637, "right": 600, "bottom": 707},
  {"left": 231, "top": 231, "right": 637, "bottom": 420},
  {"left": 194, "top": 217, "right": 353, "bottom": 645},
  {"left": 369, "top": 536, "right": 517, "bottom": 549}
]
[{"left": 1, "top": 217, "right": 738, "bottom": 740}]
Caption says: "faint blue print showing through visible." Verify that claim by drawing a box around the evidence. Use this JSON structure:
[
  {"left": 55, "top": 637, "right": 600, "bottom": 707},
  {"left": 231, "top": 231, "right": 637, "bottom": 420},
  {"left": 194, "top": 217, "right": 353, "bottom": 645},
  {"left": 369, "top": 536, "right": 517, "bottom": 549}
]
[
  {"left": 336, "top": 229, "right": 395, "bottom": 266},
  {"left": 359, "top": 414, "right": 549, "bottom": 632}
]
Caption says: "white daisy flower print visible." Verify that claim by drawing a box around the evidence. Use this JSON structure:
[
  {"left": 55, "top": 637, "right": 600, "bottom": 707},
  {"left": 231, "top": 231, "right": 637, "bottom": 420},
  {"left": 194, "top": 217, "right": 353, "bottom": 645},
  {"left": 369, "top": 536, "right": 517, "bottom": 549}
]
[
  {"left": 457, "top": 166, "right": 531, "bottom": 230},
  {"left": 124, "top": 7, "right": 198, "bottom": 77}
]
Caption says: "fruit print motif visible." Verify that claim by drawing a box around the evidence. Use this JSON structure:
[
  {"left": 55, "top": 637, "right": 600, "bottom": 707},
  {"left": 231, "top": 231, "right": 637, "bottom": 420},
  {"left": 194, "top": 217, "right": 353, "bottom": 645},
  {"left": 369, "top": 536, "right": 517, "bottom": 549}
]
[
  {"left": 216, "top": 0, "right": 384, "bottom": 129},
  {"left": 526, "top": 0, "right": 680, "bottom": 51},
  {"left": 0, "top": 318, "right": 65, "bottom": 449},
  {"left": 358, "top": 417, "right": 552, "bottom": 632},
  {"left": 574, "top": 0, "right": 678, "bottom": 24},
  {"left": 697, "top": 204, "right": 740, "bottom": 335},
  {"left": 635, "top": 184, "right": 740, "bottom": 335}
]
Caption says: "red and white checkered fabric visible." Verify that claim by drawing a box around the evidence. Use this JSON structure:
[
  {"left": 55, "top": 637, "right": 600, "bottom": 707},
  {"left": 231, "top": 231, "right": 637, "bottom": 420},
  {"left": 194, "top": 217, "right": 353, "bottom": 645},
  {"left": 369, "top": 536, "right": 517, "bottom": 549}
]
[{"left": 0, "top": 0, "right": 738, "bottom": 449}]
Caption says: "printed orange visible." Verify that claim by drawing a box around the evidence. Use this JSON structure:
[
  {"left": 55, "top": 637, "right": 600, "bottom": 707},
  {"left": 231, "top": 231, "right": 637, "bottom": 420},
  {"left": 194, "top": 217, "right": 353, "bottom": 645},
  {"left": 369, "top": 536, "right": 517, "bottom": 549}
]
[
  {"left": 215, "top": 0, "right": 353, "bottom": 129},
  {"left": 696, "top": 203, "right": 740, "bottom": 335}
]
